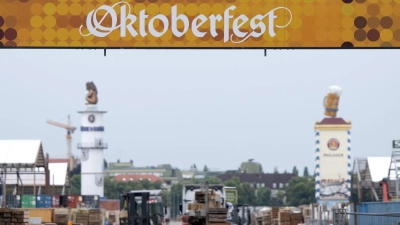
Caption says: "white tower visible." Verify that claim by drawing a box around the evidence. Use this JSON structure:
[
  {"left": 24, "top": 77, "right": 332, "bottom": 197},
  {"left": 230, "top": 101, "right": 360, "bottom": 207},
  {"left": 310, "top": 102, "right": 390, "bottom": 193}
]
[{"left": 78, "top": 104, "right": 107, "bottom": 197}]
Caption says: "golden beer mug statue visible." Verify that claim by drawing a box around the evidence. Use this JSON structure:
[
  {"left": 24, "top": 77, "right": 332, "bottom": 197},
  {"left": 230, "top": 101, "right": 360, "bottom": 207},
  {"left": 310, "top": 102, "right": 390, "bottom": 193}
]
[{"left": 323, "top": 85, "right": 342, "bottom": 118}]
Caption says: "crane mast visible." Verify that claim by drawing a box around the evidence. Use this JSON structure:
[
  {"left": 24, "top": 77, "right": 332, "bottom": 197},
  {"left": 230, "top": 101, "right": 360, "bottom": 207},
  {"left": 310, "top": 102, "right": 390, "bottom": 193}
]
[{"left": 46, "top": 115, "right": 77, "bottom": 172}]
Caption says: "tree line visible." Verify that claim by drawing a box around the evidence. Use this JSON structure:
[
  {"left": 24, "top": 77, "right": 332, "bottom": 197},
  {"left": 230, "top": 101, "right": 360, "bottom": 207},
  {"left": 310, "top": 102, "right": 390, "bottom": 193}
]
[
  {"left": 69, "top": 162, "right": 315, "bottom": 207},
  {"left": 69, "top": 170, "right": 315, "bottom": 207}
]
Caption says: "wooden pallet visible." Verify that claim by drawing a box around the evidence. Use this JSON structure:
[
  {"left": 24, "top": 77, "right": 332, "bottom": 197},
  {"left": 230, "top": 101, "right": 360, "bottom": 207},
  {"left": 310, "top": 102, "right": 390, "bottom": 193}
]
[{"left": 0, "top": 209, "right": 29, "bottom": 225}]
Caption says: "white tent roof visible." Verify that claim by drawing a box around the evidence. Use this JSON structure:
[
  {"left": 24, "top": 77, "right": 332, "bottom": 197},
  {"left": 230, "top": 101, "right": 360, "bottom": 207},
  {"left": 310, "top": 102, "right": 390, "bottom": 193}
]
[
  {"left": 367, "top": 157, "right": 391, "bottom": 182},
  {"left": 0, "top": 140, "right": 44, "bottom": 167},
  {"left": 49, "top": 163, "right": 68, "bottom": 185}
]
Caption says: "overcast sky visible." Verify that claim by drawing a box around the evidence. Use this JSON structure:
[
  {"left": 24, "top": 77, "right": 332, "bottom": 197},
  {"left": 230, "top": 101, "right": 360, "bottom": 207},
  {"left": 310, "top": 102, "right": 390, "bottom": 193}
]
[{"left": 0, "top": 49, "right": 398, "bottom": 173}]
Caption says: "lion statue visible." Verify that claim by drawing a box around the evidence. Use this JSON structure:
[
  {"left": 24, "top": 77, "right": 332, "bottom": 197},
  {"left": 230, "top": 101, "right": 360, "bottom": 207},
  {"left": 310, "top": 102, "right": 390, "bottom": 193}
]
[{"left": 86, "top": 81, "right": 98, "bottom": 105}]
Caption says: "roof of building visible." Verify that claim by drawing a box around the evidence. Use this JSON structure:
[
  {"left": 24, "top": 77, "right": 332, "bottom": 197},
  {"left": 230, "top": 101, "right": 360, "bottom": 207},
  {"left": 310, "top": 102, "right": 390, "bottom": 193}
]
[
  {"left": 317, "top": 118, "right": 349, "bottom": 125},
  {"left": 367, "top": 157, "right": 391, "bottom": 182},
  {"left": 49, "top": 158, "right": 79, "bottom": 169},
  {"left": 113, "top": 174, "right": 165, "bottom": 183},
  {"left": 217, "top": 173, "right": 296, "bottom": 189},
  {"left": 240, "top": 161, "right": 262, "bottom": 174},
  {"left": 0, "top": 140, "right": 45, "bottom": 167}
]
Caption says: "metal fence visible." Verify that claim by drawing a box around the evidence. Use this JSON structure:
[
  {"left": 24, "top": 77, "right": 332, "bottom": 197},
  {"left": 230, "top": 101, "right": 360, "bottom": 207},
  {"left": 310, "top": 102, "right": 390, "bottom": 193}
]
[
  {"left": 306, "top": 219, "right": 330, "bottom": 225},
  {"left": 332, "top": 208, "right": 400, "bottom": 225}
]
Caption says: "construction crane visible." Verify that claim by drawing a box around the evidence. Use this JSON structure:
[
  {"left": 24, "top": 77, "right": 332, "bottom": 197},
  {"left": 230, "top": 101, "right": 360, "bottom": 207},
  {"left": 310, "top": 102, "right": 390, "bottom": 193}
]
[{"left": 46, "top": 115, "right": 77, "bottom": 172}]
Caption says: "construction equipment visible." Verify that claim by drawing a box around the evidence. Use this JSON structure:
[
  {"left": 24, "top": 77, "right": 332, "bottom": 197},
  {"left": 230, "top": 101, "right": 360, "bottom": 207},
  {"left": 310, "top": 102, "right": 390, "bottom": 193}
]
[
  {"left": 46, "top": 115, "right": 77, "bottom": 172},
  {"left": 120, "top": 190, "right": 166, "bottom": 225},
  {"left": 231, "top": 204, "right": 251, "bottom": 225},
  {"left": 181, "top": 182, "right": 230, "bottom": 225}
]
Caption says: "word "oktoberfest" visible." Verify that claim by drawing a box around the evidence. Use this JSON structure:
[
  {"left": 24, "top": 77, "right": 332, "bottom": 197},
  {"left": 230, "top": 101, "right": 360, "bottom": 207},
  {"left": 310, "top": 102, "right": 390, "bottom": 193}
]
[{"left": 79, "top": 1, "right": 293, "bottom": 43}]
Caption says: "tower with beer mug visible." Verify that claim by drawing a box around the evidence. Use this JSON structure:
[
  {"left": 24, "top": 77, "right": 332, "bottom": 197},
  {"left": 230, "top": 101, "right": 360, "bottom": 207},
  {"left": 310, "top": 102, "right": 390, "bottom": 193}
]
[
  {"left": 78, "top": 81, "right": 107, "bottom": 197},
  {"left": 314, "top": 85, "right": 352, "bottom": 208}
]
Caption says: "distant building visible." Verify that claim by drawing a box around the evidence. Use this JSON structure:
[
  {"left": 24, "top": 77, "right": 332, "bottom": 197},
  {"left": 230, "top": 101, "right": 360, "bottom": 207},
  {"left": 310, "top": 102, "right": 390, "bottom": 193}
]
[
  {"left": 104, "top": 161, "right": 182, "bottom": 189},
  {"left": 113, "top": 174, "right": 165, "bottom": 184},
  {"left": 181, "top": 164, "right": 224, "bottom": 180},
  {"left": 217, "top": 173, "right": 296, "bottom": 196},
  {"left": 239, "top": 159, "right": 263, "bottom": 174}
]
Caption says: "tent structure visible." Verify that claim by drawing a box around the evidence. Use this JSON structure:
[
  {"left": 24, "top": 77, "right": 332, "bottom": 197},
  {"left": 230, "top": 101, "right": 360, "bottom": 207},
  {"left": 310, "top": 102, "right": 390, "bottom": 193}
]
[
  {"left": 0, "top": 140, "right": 51, "bottom": 198},
  {"left": 351, "top": 157, "right": 391, "bottom": 202}
]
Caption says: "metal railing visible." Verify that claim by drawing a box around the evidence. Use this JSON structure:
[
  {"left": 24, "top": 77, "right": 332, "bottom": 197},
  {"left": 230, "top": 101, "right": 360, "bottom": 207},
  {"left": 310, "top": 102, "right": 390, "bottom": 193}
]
[
  {"left": 332, "top": 208, "right": 400, "bottom": 225},
  {"left": 306, "top": 219, "right": 330, "bottom": 225},
  {"left": 77, "top": 142, "right": 108, "bottom": 149}
]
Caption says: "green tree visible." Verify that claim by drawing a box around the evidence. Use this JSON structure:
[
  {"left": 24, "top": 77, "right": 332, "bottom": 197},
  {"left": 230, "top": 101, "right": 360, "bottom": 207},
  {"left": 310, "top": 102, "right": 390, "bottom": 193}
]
[
  {"left": 70, "top": 174, "right": 81, "bottom": 194},
  {"left": 270, "top": 191, "right": 285, "bottom": 206},
  {"left": 103, "top": 177, "right": 165, "bottom": 199},
  {"left": 274, "top": 167, "right": 279, "bottom": 174},
  {"left": 204, "top": 176, "right": 221, "bottom": 184},
  {"left": 223, "top": 176, "right": 240, "bottom": 188},
  {"left": 162, "top": 190, "right": 171, "bottom": 207},
  {"left": 168, "top": 183, "right": 183, "bottom": 217},
  {"left": 238, "top": 182, "right": 256, "bottom": 205},
  {"left": 256, "top": 187, "right": 271, "bottom": 206},
  {"left": 104, "top": 159, "right": 108, "bottom": 169},
  {"left": 203, "top": 165, "right": 209, "bottom": 172},
  {"left": 104, "top": 176, "right": 119, "bottom": 199},
  {"left": 303, "top": 167, "right": 309, "bottom": 177},
  {"left": 285, "top": 176, "right": 316, "bottom": 206},
  {"left": 69, "top": 163, "right": 81, "bottom": 178},
  {"left": 292, "top": 166, "right": 298, "bottom": 176},
  {"left": 153, "top": 180, "right": 163, "bottom": 189}
]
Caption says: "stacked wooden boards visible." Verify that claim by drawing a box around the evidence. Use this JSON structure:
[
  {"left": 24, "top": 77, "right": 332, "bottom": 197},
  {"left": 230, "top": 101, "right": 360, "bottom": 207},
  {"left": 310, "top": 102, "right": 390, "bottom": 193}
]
[{"left": 0, "top": 209, "right": 29, "bottom": 225}]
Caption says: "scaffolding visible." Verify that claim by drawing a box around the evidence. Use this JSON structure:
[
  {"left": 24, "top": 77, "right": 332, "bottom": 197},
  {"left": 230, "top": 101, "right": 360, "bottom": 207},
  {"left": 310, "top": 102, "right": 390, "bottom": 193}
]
[
  {"left": 387, "top": 149, "right": 400, "bottom": 200},
  {"left": 351, "top": 158, "right": 382, "bottom": 202},
  {"left": 0, "top": 140, "right": 50, "bottom": 208}
]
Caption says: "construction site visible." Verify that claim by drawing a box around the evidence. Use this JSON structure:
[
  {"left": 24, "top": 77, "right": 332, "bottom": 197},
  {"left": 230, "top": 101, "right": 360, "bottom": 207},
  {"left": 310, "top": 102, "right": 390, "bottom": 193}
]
[
  {"left": 0, "top": 82, "right": 399, "bottom": 225},
  {"left": 1, "top": 0, "right": 400, "bottom": 224}
]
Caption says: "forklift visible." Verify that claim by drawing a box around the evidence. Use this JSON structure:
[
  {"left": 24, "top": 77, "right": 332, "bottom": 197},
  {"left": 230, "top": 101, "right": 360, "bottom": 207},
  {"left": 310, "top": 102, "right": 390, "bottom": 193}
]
[
  {"left": 231, "top": 204, "right": 251, "bottom": 225},
  {"left": 120, "top": 191, "right": 166, "bottom": 225}
]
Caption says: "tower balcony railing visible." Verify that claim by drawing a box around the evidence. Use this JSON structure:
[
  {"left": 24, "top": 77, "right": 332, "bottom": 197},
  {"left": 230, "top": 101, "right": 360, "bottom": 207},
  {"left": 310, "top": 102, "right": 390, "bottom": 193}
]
[{"left": 77, "top": 143, "right": 108, "bottom": 149}]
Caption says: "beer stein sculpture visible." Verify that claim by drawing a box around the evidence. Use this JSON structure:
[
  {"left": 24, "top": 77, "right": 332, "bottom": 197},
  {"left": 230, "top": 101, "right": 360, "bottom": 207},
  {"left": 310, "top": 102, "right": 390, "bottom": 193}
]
[{"left": 323, "top": 85, "right": 342, "bottom": 117}]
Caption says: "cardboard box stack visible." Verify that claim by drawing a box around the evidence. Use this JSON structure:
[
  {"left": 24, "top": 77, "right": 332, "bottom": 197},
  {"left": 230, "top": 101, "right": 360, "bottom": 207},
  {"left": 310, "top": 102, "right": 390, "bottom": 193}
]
[
  {"left": 188, "top": 190, "right": 229, "bottom": 225},
  {"left": 0, "top": 209, "right": 29, "bottom": 225},
  {"left": 107, "top": 211, "right": 118, "bottom": 224},
  {"left": 188, "top": 203, "right": 205, "bottom": 211}
]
